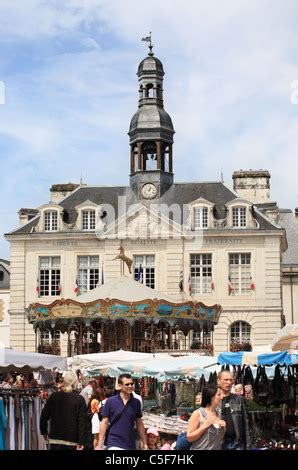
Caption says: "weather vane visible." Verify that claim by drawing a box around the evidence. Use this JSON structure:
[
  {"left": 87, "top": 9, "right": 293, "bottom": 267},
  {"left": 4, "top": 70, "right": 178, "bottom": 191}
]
[{"left": 141, "top": 32, "right": 153, "bottom": 55}]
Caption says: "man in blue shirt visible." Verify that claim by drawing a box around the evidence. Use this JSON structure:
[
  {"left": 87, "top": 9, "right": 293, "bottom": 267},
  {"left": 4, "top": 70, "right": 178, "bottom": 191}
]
[{"left": 95, "top": 374, "right": 148, "bottom": 450}]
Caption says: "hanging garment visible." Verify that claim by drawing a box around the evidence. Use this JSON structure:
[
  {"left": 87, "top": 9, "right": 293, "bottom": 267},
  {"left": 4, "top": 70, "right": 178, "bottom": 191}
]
[
  {"left": 4, "top": 398, "right": 10, "bottom": 450},
  {"left": 244, "top": 366, "right": 254, "bottom": 386},
  {"left": 270, "top": 365, "right": 289, "bottom": 405},
  {"left": 253, "top": 367, "right": 272, "bottom": 405},
  {"left": 29, "top": 399, "right": 38, "bottom": 450},
  {"left": 23, "top": 399, "right": 30, "bottom": 450},
  {"left": 9, "top": 397, "right": 15, "bottom": 450},
  {"left": 0, "top": 398, "right": 7, "bottom": 450}
]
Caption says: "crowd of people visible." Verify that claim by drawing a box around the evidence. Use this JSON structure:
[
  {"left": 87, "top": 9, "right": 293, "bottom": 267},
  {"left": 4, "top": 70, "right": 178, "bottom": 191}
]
[{"left": 38, "top": 369, "right": 250, "bottom": 451}]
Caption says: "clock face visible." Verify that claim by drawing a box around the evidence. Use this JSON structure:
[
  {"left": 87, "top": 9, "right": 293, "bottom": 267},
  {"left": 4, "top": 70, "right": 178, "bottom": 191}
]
[{"left": 141, "top": 183, "right": 158, "bottom": 199}]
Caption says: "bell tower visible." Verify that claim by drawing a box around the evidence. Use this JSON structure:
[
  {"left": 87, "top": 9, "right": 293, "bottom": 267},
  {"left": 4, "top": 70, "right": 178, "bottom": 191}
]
[{"left": 128, "top": 40, "right": 175, "bottom": 200}]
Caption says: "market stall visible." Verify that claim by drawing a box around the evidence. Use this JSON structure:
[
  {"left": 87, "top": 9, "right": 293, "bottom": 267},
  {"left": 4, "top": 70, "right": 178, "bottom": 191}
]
[
  {"left": 271, "top": 324, "right": 298, "bottom": 352},
  {"left": 81, "top": 352, "right": 220, "bottom": 436},
  {"left": 217, "top": 350, "right": 297, "bottom": 450},
  {"left": 0, "top": 348, "right": 67, "bottom": 450},
  {"left": 0, "top": 347, "right": 67, "bottom": 372}
]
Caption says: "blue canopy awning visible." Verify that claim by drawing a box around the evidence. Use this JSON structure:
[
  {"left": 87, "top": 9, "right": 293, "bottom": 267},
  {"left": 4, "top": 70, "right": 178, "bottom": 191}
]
[{"left": 217, "top": 351, "right": 298, "bottom": 366}]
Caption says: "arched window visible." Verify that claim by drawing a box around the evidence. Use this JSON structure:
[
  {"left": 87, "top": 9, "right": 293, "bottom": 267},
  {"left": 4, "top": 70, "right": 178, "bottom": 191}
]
[
  {"left": 162, "top": 144, "right": 170, "bottom": 172},
  {"left": 142, "top": 141, "right": 157, "bottom": 170},
  {"left": 229, "top": 321, "right": 251, "bottom": 351},
  {"left": 145, "top": 83, "right": 154, "bottom": 98},
  {"left": 156, "top": 84, "right": 161, "bottom": 100}
]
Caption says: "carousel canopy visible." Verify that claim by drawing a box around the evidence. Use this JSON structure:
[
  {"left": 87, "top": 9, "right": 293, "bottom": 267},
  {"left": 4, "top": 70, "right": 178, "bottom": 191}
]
[
  {"left": 217, "top": 351, "right": 298, "bottom": 367},
  {"left": 77, "top": 276, "right": 174, "bottom": 302},
  {"left": 0, "top": 347, "right": 67, "bottom": 372},
  {"left": 271, "top": 324, "right": 298, "bottom": 351},
  {"left": 27, "top": 276, "right": 221, "bottom": 328}
]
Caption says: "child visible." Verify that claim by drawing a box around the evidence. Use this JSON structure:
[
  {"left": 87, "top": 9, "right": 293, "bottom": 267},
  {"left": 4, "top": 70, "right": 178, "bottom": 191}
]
[{"left": 146, "top": 427, "right": 160, "bottom": 450}]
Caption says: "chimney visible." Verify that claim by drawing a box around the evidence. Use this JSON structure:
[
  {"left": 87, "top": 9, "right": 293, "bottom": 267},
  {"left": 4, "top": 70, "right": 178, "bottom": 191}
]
[
  {"left": 50, "top": 183, "right": 80, "bottom": 203},
  {"left": 18, "top": 208, "right": 39, "bottom": 226},
  {"left": 232, "top": 169, "right": 271, "bottom": 204}
]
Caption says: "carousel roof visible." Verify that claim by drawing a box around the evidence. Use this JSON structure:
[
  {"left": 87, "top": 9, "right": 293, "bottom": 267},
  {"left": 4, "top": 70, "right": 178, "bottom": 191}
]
[
  {"left": 27, "top": 275, "right": 221, "bottom": 327},
  {"left": 77, "top": 276, "right": 174, "bottom": 303}
]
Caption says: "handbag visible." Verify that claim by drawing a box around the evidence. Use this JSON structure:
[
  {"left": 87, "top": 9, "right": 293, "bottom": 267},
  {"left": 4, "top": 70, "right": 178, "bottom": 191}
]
[{"left": 176, "top": 431, "right": 191, "bottom": 450}]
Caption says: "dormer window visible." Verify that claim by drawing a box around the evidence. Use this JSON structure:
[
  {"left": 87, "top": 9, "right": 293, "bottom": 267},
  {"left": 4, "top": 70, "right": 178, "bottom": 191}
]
[
  {"left": 44, "top": 211, "right": 58, "bottom": 231},
  {"left": 232, "top": 207, "right": 247, "bottom": 228},
  {"left": 194, "top": 207, "right": 208, "bottom": 229},
  {"left": 82, "top": 210, "right": 96, "bottom": 230}
]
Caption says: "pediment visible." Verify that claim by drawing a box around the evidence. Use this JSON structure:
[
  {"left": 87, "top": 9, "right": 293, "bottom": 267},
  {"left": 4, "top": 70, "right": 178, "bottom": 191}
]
[
  {"left": 98, "top": 202, "right": 186, "bottom": 240},
  {"left": 74, "top": 200, "right": 101, "bottom": 210},
  {"left": 225, "top": 198, "right": 252, "bottom": 207},
  {"left": 189, "top": 197, "right": 214, "bottom": 207},
  {"left": 37, "top": 203, "right": 63, "bottom": 212}
]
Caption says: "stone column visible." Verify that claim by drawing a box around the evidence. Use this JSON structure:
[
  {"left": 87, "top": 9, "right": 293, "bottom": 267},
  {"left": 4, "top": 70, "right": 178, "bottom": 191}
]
[
  {"left": 137, "top": 142, "right": 142, "bottom": 171},
  {"left": 169, "top": 144, "right": 173, "bottom": 173},
  {"left": 157, "top": 141, "right": 162, "bottom": 170}
]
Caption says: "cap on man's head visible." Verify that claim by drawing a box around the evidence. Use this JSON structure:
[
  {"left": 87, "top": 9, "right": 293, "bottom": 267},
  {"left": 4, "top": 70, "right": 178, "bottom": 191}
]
[{"left": 147, "top": 427, "right": 159, "bottom": 437}]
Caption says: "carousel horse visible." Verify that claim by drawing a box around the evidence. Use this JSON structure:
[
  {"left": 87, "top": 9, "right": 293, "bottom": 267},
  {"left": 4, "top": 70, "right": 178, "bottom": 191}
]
[{"left": 114, "top": 246, "right": 133, "bottom": 273}]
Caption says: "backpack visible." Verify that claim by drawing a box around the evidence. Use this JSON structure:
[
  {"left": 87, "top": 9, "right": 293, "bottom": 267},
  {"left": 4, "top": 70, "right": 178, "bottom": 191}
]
[{"left": 176, "top": 431, "right": 191, "bottom": 450}]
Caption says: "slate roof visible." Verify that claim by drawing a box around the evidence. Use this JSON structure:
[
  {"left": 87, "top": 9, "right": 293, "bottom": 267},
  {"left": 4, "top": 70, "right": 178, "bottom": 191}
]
[
  {"left": 278, "top": 209, "right": 298, "bottom": 266},
  {"left": 7, "top": 181, "right": 280, "bottom": 235},
  {"left": 0, "top": 258, "right": 10, "bottom": 289}
]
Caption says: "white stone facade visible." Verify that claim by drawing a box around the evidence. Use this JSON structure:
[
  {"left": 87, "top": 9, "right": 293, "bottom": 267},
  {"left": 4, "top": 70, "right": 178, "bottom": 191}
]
[
  {"left": 6, "top": 218, "right": 285, "bottom": 355},
  {"left": 0, "top": 289, "right": 10, "bottom": 347}
]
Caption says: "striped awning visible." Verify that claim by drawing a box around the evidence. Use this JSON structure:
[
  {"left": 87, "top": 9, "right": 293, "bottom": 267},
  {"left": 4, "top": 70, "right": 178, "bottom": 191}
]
[{"left": 217, "top": 351, "right": 298, "bottom": 366}]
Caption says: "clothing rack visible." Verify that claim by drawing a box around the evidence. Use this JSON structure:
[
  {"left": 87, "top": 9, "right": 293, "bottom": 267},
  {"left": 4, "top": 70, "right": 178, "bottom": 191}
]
[
  {"left": 0, "top": 388, "right": 48, "bottom": 450},
  {"left": 0, "top": 385, "right": 53, "bottom": 396}
]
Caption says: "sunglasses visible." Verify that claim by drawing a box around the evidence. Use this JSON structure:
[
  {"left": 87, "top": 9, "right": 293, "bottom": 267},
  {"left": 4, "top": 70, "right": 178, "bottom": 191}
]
[{"left": 123, "top": 383, "right": 134, "bottom": 386}]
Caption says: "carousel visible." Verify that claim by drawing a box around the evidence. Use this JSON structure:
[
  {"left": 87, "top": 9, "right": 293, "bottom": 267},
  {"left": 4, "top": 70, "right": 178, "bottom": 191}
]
[{"left": 27, "top": 276, "right": 221, "bottom": 356}]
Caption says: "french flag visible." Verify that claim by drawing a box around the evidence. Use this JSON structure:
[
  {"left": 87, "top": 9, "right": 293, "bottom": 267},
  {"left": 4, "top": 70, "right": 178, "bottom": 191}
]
[
  {"left": 228, "top": 276, "right": 233, "bottom": 295},
  {"left": 188, "top": 275, "right": 192, "bottom": 295},
  {"left": 36, "top": 278, "right": 40, "bottom": 295},
  {"left": 179, "top": 269, "right": 184, "bottom": 293},
  {"left": 137, "top": 265, "right": 143, "bottom": 283},
  {"left": 74, "top": 277, "right": 79, "bottom": 295}
]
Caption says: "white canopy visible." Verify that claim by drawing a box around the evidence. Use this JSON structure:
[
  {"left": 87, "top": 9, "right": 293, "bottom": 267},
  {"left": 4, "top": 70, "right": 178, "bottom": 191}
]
[
  {"left": 77, "top": 276, "right": 174, "bottom": 303},
  {"left": 271, "top": 324, "right": 298, "bottom": 351},
  {"left": 0, "top": 347, "right": 68, "bottom": 372},
  {"left": 68, "top": 349, "right": 173, "bottom": 369}
]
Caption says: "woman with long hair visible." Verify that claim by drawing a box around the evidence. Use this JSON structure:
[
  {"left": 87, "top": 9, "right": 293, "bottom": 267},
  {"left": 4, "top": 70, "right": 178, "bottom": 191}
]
[{"left": 187, "top": 385, "right": 225, "bottom": 450}]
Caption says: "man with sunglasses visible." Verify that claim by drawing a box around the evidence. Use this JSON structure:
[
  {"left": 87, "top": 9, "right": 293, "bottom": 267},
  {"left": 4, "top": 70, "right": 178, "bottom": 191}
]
[{"left": 95, "top": 374, "right": 148, "bottom": 450}]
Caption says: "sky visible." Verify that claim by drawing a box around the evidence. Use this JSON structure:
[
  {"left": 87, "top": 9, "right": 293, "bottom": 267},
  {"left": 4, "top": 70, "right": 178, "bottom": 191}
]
[{"left": 0, "top": 0, "right": 297, "bottom": 259}]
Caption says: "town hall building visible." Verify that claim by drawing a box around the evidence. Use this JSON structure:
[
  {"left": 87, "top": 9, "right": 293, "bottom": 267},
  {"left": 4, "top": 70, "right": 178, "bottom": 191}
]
[{"left": 5, "top": 47, "right": 287, "bottom": 356}]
